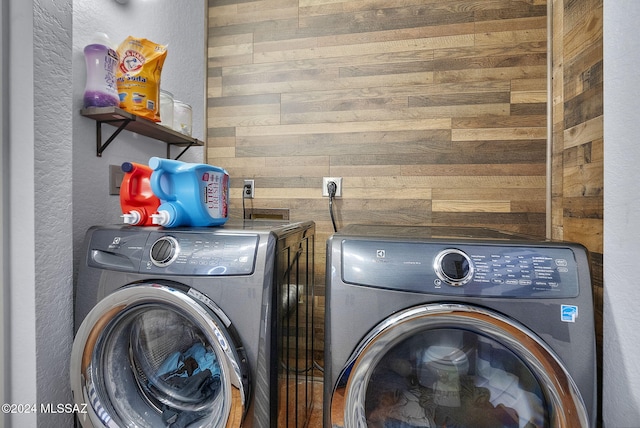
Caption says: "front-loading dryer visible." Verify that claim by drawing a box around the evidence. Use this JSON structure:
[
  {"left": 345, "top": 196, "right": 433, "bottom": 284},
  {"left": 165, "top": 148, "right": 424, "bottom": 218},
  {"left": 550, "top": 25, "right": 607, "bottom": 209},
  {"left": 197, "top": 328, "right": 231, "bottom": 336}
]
[
  {"left": 71, "top": 220, "right": 315, "bottom": 428},
  {"left": 324, "top": 224, "right": 596, "bottom": 428}
]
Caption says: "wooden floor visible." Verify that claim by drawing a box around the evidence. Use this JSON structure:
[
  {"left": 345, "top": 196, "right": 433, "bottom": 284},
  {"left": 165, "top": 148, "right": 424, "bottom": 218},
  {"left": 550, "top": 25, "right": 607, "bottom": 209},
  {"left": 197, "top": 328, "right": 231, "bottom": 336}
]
[{"left": 307, "top": 381, "right": 324, "bottom": 427}]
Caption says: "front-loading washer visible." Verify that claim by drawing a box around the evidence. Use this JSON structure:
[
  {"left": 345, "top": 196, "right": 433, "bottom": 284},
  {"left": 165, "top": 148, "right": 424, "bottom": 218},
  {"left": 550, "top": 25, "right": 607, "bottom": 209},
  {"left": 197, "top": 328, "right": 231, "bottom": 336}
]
[
  {"left": 324, "top": 224, "right": 596, "bottom": 428},
  {"left": 71, "top": 219, "right": 315, "bottom": 428}
]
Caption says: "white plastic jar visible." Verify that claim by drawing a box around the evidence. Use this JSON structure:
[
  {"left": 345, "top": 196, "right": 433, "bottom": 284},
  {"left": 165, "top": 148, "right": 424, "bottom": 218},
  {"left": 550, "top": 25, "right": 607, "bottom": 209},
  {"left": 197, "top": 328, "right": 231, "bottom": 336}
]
[
  {"left": 173, "top": 100, "right": 192, "bottom": 136},
  {"left": 159, "top": 90, "right": 174, "bottom": 128}
]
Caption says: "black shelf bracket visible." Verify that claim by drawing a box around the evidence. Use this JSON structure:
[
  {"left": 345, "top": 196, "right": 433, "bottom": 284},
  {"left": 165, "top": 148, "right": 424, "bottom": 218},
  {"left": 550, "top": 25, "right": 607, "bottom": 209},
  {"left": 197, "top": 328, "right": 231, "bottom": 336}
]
[
  {"left": 96, "top": 117, "right": 132, "bottom": 157},
  {"left": 171, "top": 142, "right": 195, "bottom": 160}
]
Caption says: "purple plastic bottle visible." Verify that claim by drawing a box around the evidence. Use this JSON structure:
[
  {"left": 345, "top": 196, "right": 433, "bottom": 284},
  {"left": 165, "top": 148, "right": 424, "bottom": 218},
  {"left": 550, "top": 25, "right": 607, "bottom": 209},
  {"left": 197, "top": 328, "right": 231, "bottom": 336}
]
[{"left": 83, "top": 33, "right": 119, "bottom": 108}]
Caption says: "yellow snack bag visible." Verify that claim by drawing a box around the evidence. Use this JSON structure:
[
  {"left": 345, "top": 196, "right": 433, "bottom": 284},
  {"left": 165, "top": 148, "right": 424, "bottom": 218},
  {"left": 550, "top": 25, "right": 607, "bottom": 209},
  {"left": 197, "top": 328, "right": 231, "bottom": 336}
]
[{"left": 116, "top": 36, "right": 167, "bottom": 122}]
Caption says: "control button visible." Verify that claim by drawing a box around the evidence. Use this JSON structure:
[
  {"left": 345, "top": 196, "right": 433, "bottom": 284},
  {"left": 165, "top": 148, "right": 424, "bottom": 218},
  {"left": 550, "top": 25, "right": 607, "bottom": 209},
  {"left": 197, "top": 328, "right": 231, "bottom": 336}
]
[
  {"left": 149, "top": 236, "right": 180, "bottom": 267},
  {"left": 434, "top": 249, "right": 473, "bottom": 287}
]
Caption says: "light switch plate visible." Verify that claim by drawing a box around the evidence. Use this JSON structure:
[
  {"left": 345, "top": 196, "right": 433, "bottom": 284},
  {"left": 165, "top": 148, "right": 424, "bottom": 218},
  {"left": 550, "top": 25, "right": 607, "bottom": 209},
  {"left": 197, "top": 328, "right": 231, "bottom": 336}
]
[{"left": 109, "top": 164, "right": 124, "bottom": 195}]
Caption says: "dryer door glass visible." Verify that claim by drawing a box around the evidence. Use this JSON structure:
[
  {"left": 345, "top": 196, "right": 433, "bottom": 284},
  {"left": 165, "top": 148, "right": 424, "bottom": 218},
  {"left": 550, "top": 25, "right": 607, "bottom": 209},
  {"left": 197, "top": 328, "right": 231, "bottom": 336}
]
[
  {"left": 332, "top": 304, "right": 589, "bottom": 428},
  {"left": 365, "top": 328, "right": 545, "bottom": 427},
  {"left": 70, "top": 283, "right": 247, "bottom": 428}
]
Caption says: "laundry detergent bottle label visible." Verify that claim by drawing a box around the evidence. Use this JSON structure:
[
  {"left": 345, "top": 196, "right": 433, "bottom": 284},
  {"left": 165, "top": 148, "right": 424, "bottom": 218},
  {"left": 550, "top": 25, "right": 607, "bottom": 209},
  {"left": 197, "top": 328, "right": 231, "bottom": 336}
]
[
  {"left": 148, "top": 157, "right": 229, "bottom": 228},
  {"left": 119, "top": 162, "right": 160, "bottom": 226},
  {"left": 202, "top": 171, "right": 228, "bottom": 219}
]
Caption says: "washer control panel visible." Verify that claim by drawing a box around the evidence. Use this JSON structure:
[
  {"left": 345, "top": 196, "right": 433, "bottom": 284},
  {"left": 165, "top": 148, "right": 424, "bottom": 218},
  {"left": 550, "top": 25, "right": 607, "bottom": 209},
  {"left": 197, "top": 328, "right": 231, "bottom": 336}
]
[
  {"left": 341, "top": 239, "right": 580, "bottom": 298},
  {"left": 87, "top": 229, "right": 259, "bottom": 276}
]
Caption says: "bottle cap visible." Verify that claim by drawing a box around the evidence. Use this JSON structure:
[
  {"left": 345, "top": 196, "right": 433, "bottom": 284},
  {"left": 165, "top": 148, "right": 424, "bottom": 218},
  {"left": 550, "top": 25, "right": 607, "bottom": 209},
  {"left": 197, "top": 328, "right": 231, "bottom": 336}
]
[
  {"left": 121, "top": 162, "right": 134, "bottom": 173},
  {"left": 89, "top": 32, "right": 115, "bottom": 49}
]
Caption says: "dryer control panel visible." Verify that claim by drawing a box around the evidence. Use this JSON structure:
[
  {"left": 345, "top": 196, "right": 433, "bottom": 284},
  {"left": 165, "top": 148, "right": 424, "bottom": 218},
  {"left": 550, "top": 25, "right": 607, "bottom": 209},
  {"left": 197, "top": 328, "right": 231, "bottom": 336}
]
[
  {"left": 341, "top": 240, "right": 581, "bottom": 298},
  {"left": 87, "top": 229, "right": 259, "bottom": 276}
]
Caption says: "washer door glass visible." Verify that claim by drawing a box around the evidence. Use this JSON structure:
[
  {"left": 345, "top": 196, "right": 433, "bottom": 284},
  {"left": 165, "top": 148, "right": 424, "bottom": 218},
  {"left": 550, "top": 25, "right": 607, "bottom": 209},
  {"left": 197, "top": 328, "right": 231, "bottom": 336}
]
[
  {"left": 71, "top": 283, "right": 247, "bottom": 428},
  {"left": 331, "top": 304, "right": 589, "bottom": 428}
]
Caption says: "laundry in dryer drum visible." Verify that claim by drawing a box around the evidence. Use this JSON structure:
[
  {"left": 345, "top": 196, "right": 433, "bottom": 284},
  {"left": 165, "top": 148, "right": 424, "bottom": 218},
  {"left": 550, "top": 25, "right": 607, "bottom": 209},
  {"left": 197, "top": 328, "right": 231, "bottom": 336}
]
[
  {"left": 149, "top": 157, "right": 230, "bottom": 228},
  {"left": 119, "top": 161, "right": 160, "bottom": 226}
]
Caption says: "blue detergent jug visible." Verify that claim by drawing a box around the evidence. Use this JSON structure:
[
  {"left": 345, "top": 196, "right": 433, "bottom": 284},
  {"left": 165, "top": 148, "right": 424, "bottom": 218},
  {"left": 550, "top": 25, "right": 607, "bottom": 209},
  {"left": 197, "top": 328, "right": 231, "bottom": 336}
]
[{"left": 148, "top": 157, "right": 229, "bottom": 228}]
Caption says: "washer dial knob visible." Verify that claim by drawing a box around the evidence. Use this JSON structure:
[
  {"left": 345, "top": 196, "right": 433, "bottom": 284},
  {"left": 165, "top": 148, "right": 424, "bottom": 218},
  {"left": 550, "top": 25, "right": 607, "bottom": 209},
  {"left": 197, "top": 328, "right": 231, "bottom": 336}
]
[
  {"left": 150, "top": 236, "right": 179, "bottom": 267},
  {"left": 434, "top": 249, "right": 473, "bottom": 286}
]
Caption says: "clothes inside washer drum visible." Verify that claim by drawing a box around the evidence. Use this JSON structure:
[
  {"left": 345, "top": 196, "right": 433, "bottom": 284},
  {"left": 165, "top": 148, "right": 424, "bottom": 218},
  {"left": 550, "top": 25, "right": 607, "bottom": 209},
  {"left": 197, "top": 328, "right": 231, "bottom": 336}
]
[
  {"left": 154, "top": 343, "right": 222, "bottom": 428},
  {"left": 128, "top": 308, "right": 223, "bottom": 427}
]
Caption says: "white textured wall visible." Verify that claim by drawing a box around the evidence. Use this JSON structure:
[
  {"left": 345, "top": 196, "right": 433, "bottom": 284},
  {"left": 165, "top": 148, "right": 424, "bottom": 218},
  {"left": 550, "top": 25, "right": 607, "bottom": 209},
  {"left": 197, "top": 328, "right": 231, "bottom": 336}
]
[
  {"left": 33, "top": 1, "right": 74, "bottom": 427},
  {"left": 4, "top": 1, "right": 205, "bottom": 427},
  {"left": 603, "top": 2, "right": 640, "bottom": 426}
]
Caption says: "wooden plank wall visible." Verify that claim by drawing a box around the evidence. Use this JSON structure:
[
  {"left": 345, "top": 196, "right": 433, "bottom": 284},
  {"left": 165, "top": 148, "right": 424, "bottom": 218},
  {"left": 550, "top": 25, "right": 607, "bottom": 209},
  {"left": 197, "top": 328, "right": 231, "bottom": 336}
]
[
  {"left": 207, "top": 0, "right": 549, "bottom": 291},
  {"left": 551, "top": 0, "right": 603, "bottom": 251},
  {"left": 551, "top": 0, "right": 603, "bottom": 423}
]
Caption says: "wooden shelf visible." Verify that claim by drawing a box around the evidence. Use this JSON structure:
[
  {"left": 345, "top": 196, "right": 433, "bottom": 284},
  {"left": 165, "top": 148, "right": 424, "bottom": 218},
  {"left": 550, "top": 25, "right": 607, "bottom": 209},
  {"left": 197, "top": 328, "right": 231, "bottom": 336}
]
[{"left": 81, "top": 106, "right": 203, "bottom": 159}]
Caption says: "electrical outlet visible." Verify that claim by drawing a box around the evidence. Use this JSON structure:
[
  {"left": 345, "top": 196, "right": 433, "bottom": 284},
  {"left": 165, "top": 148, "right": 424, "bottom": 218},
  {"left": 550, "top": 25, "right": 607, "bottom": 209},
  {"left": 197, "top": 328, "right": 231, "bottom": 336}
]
[
  {"left": 322, "top": 177, "right": 342, "bottom": 197},
  {"left": 243, "top": 179, "right": 255, "bottom": 199}
]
